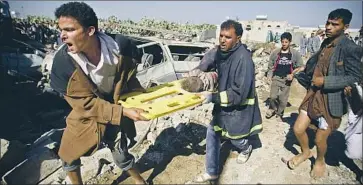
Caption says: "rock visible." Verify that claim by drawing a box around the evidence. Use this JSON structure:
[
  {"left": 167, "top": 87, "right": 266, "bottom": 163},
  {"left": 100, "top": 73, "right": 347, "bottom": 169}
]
[
  {"left": 256, "top": 80, "right": 264, "bottom": 88},
  {"left": 147, "top": 131, "right": 157, "bottom": 145},
  {"left": 36, "top": 168, "right": 65, "bottom": 185},
  {"left": 0, "top": 139, "right": 27, "bottom": 179},
  {"left": 170, "top": 113, "right": 183, "bottom": 125},
  {"left": 27, "top": 129, "right": 64, "bottom": 157},
  {"left": 77, "top": 148, "right": 114, "bottom": 183},
  {"left": 2, "top": 148, "right": 61, "bottom": 184},
  {"left": 1, "top": 129, "right": 65, "bottom": 184}
]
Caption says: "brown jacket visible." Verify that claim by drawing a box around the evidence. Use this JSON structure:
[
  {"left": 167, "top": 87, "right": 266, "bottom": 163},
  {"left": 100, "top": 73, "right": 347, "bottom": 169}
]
[{"left": 50, "top": 44, "right": 143, "bottom": 163}]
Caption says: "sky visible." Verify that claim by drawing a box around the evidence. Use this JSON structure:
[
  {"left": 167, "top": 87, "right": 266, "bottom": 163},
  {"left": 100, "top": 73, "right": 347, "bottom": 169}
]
[{"left": 8, "top": 1, "right": 363, "bottom": 29}]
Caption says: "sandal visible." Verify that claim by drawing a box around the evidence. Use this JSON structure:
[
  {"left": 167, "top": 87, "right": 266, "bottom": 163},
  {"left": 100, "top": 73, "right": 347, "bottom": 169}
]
[
  {"left": 282, "top": 152, "right": 313, "bottom": 170},
  {"left": 186, "top": 173, "right": 218, "bottom": 184}
]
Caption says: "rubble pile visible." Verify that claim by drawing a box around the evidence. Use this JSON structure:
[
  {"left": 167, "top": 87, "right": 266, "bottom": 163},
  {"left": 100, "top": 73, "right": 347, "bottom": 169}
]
[
  {"left": 249, "top": 42, "right": 277, "bottom": 92},
  {"left": 100, "top": 16, "right": 216, "bottom": 40},
  {"left": 146, "top": 102, "right": 214, "bottom": 145},
  {"left": 16, "top": 16, "right": 217, "bottom": 42},
  {"left": 0, "top": 42, "right": 272, "bottom": 184}
]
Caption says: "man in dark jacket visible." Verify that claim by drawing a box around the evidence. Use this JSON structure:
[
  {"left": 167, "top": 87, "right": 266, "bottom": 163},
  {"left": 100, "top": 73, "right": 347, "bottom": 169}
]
[
  {"left": 285, "top": 8, "right": 363, "bottom": 179},
  {"left": 50, "top": 2, "right": 148, "bottom": 184},
  {"left": 188, "top": 20, "right": 262, "bottom": 183}
]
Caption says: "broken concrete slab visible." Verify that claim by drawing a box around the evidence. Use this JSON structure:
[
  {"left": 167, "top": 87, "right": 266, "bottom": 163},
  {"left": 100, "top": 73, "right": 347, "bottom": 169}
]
[
  {"left": 36, "top": 167, "right": 65, "bottom": 185},
  {"left": 41, "top": 147, "right": 132, "bottom": 184},
  {"left": 253, "top": 47, "right": 264, "bottom": 58},
  {"left": 2, "top": 148, "right": 61, "bottom": 184},
  {"left": 63, "top": 148, "right": 114, "bottom": 184},
  {"left": 1, "top": 129, "right": 64, "bottom": 184},
  {"left": 0, "top": 139, "right": 27, "bottom": 179},
  {"left": 27, "top": 128, "right": 64, "bottom": 157}
]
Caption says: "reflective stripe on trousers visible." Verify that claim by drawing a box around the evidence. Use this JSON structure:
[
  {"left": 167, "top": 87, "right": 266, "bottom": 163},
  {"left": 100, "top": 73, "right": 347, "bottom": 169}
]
[{"left": 213, "top": 124, "right": 262, "bottom": 139}]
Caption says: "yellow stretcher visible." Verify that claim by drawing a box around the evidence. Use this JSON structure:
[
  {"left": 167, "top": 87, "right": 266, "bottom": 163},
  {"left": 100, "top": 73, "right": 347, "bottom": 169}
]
[{"left": 118, "top": 79, "right": 205, "bottom": 120}]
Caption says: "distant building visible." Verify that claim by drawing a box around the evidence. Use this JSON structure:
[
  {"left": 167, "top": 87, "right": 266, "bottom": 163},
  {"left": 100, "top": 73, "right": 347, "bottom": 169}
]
[
  {"left": 216, "top": 15, "right": 290, "bottom": 43},
  {"left": 215, "top": 15, "right": 361, "bottom": 45}
]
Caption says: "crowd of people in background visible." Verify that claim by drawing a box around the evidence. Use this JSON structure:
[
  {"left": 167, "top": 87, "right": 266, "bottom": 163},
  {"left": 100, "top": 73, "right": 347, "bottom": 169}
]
[{"left": 300, "top": 25, "right": 363, "bottom": 58}]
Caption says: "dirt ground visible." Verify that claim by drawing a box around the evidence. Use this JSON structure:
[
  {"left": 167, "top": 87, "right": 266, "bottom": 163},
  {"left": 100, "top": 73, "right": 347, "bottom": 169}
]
[{"left": 89, "top": 81, "right": 362, "bottom": 184}]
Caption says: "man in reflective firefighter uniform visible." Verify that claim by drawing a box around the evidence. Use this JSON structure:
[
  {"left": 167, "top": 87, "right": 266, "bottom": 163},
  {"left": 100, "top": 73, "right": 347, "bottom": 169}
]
[{"left": 189, "top": 20, "right": 263, "bottom": 183}]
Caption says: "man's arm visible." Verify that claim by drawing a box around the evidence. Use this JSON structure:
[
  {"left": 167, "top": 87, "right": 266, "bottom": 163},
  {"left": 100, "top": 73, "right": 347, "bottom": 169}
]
[
  {"left": 194, "top": 47, "right": 217, "bottom": 72},
  {"left": 50, "top": 55, "right": 146, "bottom": 125},
  {"left": 211, "top": 55, "right": 254, "bottom": 107},
  {"left": 185, "top": 47, "right": 217, "bottom": 78},
  {"left": 266, "top": 49, "right": 277, "bottom": 78},
  {"left": 292, "top": 50, "right": 305, "bottom": 74},
  {"left": 324, "top": 44, "right": 363, "bottom": 90},
  {"left": 63, "top": 94, "right": 123, "bottom": 125}
]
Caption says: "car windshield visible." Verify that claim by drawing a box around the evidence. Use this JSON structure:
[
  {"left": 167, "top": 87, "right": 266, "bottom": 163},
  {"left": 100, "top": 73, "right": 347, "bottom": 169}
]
[{"left": 168, "top": 45, "right": 209, "bottom": 61}]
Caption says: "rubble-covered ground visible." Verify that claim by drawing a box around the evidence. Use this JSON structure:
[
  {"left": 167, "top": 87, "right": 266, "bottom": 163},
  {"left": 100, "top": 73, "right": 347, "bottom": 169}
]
[{"left": 1, "top": 43, "right": 361, "bottom": 184}]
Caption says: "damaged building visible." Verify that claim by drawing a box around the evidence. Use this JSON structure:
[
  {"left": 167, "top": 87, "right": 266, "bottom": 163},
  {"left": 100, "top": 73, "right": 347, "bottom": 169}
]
[{"left": 215, "top": 15, "right": 360, "bottom": 45}]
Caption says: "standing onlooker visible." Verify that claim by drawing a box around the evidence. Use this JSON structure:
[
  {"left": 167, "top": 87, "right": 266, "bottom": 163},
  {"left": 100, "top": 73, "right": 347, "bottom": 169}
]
[
  {"left": 307, "top": 32, "right": 315, "bottom": 58},
  {"left": 286, "top": 8, "right": 363, "bottom": 179},
  {"left": 300, "top": 34, "right": 308, "bottom": 57},
  {"left": 266, "top": 32, "right": 305, "bottom": 120}
]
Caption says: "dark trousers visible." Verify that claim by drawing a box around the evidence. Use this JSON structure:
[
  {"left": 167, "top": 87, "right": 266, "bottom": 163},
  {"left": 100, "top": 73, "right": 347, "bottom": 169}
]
[{"left": 206, "top": 125, "right": 249, "bottom": 176}]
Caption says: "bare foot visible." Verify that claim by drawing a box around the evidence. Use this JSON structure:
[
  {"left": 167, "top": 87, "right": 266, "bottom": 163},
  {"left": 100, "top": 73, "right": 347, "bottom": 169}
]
[
  {"left": 310, "top": 160, "right": 327, "bottom": 178},
  {"left": 283, "top": 151, "right": 313, "bottom": 170}
]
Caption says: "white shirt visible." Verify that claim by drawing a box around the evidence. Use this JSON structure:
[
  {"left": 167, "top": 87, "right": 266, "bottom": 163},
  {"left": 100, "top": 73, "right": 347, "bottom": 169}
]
[{"left": 68, "top": 35, "right": 118, "bottom": 94}]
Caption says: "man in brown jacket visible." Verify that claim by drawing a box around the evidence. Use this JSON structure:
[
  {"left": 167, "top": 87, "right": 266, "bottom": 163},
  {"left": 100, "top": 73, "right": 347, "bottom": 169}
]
[{"left": 50, "top": 2, "right": 149, "bottom": 184}]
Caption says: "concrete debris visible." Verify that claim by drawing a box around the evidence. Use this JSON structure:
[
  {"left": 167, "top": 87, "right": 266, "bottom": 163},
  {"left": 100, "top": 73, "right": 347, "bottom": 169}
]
[
  {"left": 147, "top": 132, "right": 158, "bottom": 145},
  {"left": 42, "top": 148, "right": 116, "bottom": 185},
  {"left": 76, "top": 148, "right": 114, "bottom": 182},
  {"left": 253, "top": 47, "right": 265, "bottom": 58},
  {"left": 0, "top": 139, "right": 27, "bottom": 179},
  {"left": 0, "top": 129, "right": 65, "bottom": 184},
  {"left": 1, "top": 41, "right": 360, "bottom": 185},
  {"left": 248, "top": 42, "right": 276, "bottom": 57},
  {"left": 27, "top": 129, "right": 64, "bottom": 157},
  {"left": 0, "top": 42, "right": 280, "bottom": 185},
  {"left": 2, "top": 148, "right": 61, "bottom": 184}
]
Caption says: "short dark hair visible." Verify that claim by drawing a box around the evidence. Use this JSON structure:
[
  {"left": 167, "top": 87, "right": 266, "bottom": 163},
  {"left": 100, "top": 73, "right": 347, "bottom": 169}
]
[
  {"left": 328, "top": 8, "right": 352, "bottom": 25},
  {"left": 280, "top": 32, "right": 292, "bottom": 42},
  {"left": 55, "top": 2, "right": 98, "bottom": 31},
  {"left": 220, "top": 19, "right": 243, "bottom": 37}
]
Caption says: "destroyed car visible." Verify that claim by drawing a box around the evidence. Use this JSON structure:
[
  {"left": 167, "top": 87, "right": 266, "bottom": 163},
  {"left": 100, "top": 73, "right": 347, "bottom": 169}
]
[{"left": 128, "top": 36, "right": 213, "bottom": 87}]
